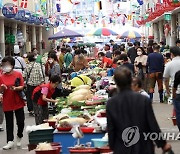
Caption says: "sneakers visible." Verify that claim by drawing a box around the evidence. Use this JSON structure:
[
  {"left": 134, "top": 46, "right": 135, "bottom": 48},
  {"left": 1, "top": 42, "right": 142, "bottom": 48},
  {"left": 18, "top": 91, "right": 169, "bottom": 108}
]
[
  {"left": 0, "top": 127, "right": 4, "bottom": 131},
  {"left": 3, "top": 141, "right": 14, "bottom": 150},
  {"left": 3, "top": 137, "right": 22, "bottom": 150},
  {"left": 16, "top": 136, "right": 22, "bottom": 147}
]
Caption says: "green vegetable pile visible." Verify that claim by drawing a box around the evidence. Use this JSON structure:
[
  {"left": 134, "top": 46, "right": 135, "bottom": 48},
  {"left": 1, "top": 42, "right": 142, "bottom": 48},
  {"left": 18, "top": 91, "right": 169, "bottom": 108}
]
[{"left": 67, "top": 111, "right": 83, "bottom": 117}]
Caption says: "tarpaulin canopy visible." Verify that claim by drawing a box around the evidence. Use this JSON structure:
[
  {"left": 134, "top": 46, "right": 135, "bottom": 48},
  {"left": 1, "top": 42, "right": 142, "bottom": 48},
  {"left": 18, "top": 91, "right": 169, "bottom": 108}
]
[{"left": 48, "top": 28, "right": 84, "bottom": 40}]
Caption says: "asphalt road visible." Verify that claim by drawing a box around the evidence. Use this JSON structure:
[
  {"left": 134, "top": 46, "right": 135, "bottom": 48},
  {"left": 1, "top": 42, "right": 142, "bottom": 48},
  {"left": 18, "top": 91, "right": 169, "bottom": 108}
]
[{"left": 0, "top": 103, "right": 179, "bottom": 154}]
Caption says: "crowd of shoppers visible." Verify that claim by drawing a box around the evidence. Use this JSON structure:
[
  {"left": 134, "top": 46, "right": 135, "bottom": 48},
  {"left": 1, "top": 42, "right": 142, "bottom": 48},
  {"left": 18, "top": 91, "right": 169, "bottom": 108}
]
[{"left": 0, "top": 38, "right": 179, "bottom": 154}]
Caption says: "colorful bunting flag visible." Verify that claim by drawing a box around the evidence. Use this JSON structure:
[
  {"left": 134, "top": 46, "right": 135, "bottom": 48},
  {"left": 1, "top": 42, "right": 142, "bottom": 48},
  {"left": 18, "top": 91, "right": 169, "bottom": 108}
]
[
  {"left": 0, "top": 0, "right": 3, "bottom": 8},
  {"left": 13, "top": 4, "right": 18, "bottom": 13},
  {"left": 137, "top": 0, "right": 143, "bottom": 5},
  {"left": 68, "top": 0, "right": 80, "bottom": 5},
  {"left": 56, "top": 0, "right": 61, "bottom": 12},
  {"left": 20, "top": 0, "right": 28, "bottom": 8},
  {"left": 40, "top": 0, "right": 47, "bottom": 15}
]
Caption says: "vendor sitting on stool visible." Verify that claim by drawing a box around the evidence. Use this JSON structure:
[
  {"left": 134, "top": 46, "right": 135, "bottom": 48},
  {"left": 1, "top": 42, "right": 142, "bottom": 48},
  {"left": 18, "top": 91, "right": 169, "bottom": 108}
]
[{"left": 70, "top": 75, "right": 96, "bottom": 89}]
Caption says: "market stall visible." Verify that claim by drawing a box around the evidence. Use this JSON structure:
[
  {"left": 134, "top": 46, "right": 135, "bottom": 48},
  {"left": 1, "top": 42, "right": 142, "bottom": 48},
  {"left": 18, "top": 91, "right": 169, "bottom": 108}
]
[
  {"left": 26, "top": 60, "right": 116, "bottom": 153},
  {"left": 53, "top": 130, "right": 105, "bottom": 153}
]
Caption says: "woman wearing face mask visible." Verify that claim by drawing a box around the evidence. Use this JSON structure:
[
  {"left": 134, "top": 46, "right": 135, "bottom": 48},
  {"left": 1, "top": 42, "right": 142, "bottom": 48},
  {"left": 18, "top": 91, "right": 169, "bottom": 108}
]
[
  {"left": 0, "top": 56, "right": 25, "bottom": 150},
  {"left": 48, "top": 52, "right": 62, "bottom": 99},
  {"left": 134, "top": 47, "right": 148, "bottom": 91},
  {"left": 48, "top": 52, "right": 61, "bottom": 78}
]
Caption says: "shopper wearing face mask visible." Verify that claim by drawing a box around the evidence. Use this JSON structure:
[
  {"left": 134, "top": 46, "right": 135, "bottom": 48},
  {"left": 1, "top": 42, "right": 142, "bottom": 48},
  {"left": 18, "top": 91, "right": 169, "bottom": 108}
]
[
  {"left": 48, "top": 52, "right": 61, "bottom": 78},
  {"left": 0, "top": 56, "right": 25, "bottom": 150},
  {"left": 134, "top": 47, "right": 148, "bottom": 91},
  {"left": 48, "top": 52, "right": 62, "bottom": 99}
]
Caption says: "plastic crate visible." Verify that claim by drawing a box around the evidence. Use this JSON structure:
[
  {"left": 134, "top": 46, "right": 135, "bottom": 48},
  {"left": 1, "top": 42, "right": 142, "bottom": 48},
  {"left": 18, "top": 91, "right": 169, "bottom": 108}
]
[{"left": 28, "top": 129, "right": 54, "bottom": 144}]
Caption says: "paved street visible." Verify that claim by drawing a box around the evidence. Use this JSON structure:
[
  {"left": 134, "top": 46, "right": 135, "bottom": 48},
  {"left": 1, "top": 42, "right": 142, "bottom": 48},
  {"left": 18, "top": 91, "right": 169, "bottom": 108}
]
[{"left": 0, "top": 102, "right": 179, "bottom": 154}]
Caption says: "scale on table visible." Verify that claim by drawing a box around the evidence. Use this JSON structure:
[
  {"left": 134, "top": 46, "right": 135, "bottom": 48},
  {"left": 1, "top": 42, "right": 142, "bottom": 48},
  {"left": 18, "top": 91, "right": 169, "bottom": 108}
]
[{"left": 72, "top": 126, "right": 84, "bottom": 146}]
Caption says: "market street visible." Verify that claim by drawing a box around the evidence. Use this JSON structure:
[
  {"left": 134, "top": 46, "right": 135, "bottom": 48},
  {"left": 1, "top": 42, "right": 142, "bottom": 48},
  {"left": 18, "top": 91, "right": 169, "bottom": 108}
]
[
  {"left": 0, "top": 0, "right": 180, "bottom": 153},
  {"left": 0, "top": 102, "right": 179, "bottom": 154}
]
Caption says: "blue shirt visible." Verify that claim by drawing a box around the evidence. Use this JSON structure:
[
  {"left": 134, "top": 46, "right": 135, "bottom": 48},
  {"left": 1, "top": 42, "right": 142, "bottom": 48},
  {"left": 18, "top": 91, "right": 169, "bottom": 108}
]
[{"left": 147, "top": 52, "right": 164, "bottom": 73}]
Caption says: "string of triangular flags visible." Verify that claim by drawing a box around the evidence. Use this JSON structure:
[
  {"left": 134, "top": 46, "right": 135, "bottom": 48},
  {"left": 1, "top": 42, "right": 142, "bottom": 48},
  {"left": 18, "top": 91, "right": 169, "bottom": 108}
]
[{"left": 12, "top": 0, "right": 28, "bottom": 8}]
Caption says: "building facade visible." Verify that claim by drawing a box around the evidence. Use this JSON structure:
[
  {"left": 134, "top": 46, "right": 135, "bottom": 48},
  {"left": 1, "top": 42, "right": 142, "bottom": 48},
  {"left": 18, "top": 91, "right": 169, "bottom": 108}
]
[
  {"left": 0, "top": 0, "right": 55, "bottom": 57},
  {"left": 138, "top": 0, "right": 180, "bottom": 46}
]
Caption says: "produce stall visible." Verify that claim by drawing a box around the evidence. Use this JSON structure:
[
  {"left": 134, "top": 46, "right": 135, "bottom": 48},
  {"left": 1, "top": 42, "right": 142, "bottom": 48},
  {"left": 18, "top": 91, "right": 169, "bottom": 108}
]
[
  {"left": 53, "top": 130, "right": 105, "bottom": 153},
  {"left": 27, "top": 65, "right": 116, "bottom": 154},
  {"left": 50, "top": 80, "right": 114, "bottom": 153}
]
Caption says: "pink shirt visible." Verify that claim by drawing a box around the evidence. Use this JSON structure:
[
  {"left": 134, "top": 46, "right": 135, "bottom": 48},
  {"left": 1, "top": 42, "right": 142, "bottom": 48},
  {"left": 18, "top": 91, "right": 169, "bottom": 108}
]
[{"left": 41, "top": 87, "right": 48, "bottom": 96}]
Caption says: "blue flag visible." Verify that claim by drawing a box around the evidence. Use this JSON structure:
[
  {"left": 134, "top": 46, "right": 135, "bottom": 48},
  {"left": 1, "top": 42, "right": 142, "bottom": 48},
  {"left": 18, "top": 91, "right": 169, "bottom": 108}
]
[{"left": 137, "top": 0, "right": 143, "bottom": 5}]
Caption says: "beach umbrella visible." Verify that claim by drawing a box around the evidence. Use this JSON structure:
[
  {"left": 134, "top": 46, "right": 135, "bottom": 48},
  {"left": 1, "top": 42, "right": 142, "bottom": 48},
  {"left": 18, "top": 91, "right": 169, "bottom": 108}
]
[
  {"left": 88, "top": 27, "right": 118, "bottom": 36},
  {"left": 117, "top": 30, "right": 142, "bottom": 39}
]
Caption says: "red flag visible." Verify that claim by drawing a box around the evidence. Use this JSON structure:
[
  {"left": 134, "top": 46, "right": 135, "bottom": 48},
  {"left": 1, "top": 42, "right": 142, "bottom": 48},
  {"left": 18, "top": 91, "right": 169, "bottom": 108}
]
[
  {"left": 20, "top": 0, "right": 28, "bottom": 8},
  {"left": 13, "top": 0, "right": 17, "bottom": 1},
  {"left": 13, "top": 5, "right": 18, "bottom": 14}
]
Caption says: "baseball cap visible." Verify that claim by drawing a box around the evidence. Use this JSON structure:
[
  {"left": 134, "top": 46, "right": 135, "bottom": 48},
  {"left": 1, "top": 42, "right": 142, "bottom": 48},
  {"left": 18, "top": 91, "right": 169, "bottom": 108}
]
[{"left": 14, "top": 45, "right": 20, "bottom": 54}]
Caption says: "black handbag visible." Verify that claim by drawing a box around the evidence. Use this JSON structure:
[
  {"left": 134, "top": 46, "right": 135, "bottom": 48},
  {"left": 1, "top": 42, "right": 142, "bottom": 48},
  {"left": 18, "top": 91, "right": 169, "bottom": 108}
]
[{"left": 15, "top": 78, "right": 26, "bottom": 100}]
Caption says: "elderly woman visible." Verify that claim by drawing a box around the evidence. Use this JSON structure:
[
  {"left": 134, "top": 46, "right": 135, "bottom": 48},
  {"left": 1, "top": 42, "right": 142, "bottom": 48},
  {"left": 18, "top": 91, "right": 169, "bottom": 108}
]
[{"left": 0, "top": 56, "right": 25, "bottom": 150}]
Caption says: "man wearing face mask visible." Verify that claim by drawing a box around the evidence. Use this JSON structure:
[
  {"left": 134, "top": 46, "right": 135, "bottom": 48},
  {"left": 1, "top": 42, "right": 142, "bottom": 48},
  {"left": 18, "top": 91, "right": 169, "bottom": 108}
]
[{"left": 0, "top": 56, "right": 25, "bottom": 150}]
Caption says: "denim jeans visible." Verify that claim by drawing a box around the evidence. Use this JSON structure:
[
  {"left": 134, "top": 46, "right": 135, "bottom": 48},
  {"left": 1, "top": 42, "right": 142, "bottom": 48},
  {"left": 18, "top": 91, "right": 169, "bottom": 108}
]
[{"left": 173, "top": 94, "right": 180, "bottom": 131}]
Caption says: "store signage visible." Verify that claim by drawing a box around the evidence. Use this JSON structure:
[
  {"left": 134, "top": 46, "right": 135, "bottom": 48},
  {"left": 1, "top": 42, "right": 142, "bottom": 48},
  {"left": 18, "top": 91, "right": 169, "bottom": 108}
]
[
  {"left": 164, "top": 13, "right": 172, "bottom": 21},
  {"left": 15, "top": 10, "right": 31, "bottom": 22},
  {"left": 35, "top": 16, "right": 43, "bottom": 25},
  {"left": 2, "top": 3, "right": 18, "bottom": 18},
  {"left": 27, "top": 14, "right": 43, "bottom": 25},
  {"left": 27, "top": 14, "right": 37, "bottom": 24},
  {"left": 5, "top": 34, "right": 15, "bottom": 44}
]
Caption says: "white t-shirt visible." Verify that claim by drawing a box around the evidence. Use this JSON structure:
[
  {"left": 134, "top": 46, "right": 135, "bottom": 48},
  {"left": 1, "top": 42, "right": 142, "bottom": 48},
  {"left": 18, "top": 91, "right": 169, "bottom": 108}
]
[
  {"left": 163, "top": 56, "right": 180, "bottom": 94},
  {"left": 14, "top": 56, "right": 26, "bottom": 74}
]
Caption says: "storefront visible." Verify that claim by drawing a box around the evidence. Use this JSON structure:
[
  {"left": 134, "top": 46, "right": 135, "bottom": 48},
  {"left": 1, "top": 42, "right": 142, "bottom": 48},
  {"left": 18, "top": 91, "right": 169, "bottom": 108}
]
[
  {"left": 138, "top": 1, "right": 180, "bottom": 46},
  {"left": 0, "top": 2, "right": 55, "bottom": 57}
]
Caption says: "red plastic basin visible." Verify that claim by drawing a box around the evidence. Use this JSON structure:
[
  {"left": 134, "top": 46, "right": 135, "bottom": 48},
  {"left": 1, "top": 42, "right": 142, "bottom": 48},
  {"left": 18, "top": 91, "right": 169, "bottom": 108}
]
[
  {"left": 98, "top": 146, "right": 113, "bottom": 153},
  {"left": 35, "top": 148, "right": 58, "bottom": 154},
  {"left": 57, "top": 127, "right": 72, "bottom": 132},
  {"left": 80, "top": 127, "right": 94, "bottom": 133},
  {"left": 43, "top": 120, "right": 56, "bottom": 128},
  {"left": 69, "top": 147, "right": 99, "bottom": 153}
]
